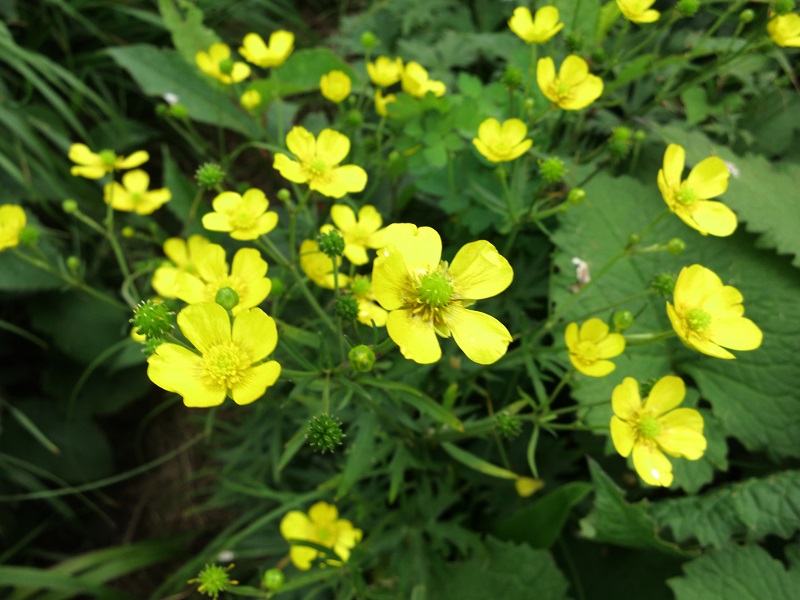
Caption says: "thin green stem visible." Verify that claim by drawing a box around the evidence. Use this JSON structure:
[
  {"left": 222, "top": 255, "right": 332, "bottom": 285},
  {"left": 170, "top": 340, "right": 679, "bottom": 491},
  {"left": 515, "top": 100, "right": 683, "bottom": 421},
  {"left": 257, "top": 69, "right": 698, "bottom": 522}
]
[{"left": 542, "top": 368, "right": 573, "bottom": 409}]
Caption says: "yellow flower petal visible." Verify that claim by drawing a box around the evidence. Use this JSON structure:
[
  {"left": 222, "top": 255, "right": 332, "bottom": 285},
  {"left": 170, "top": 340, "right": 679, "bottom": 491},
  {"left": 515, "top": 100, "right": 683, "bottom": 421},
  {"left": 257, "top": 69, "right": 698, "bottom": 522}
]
[
  {"left": 380, "top": 224, "right": 442, "bottom": 273},
  {"left": 195, "top": 244, "right": 229, "bottom": 283},
  {"left": 690, "top": 200, "right": 737, "bottom": 237},
  {"left": 177, "top": 303, "right": 231, "bottom": 355},
  {"left": 289, "top": 545, "right": 317, "bottom": 570},
  {"left": 703, "top": 285, "right": 744, "bottom": 319},
  {"left": 147, "top": 343, "right": 227, "bottom": 408},
  {"left": 560, "top": 75, "right": 603, "bottom": 110},
  {"left": 163, "top": 237, "right": 188, "bottom": 265},
  {"left": 449, "top": 240, "right": 513, "bottom": 300},
  {"left": 612, "top": 377, "right": 641, "bottom": 420},
  {"left": 610, "top": 416, "right": 635, "bottom": 457},
  {"left": 330, "top": 204, "right": 357, "bottom": 231},
  {"left": 232, "top": 307, "right": 278, "bottom": 360},
  {"left": 447, "top": 307, "right": 512, "bottom": 365},
  {"left": 309, "top": 501, "right": 339, "bottom": 525},
  {"left": 231, "top": 360, "right": 281, "bottom": 405},
  {"left": 202, "top": 212, "right": 233, "bottom": 233},
  {"left": 372, "top": 246, "right": 409, "bottom": 310},
  {"left": 594, "top": 332, "right": 625, "bottom": 359},
  {"left": 508, "top": 7, "right": 535, "bottom": 41},
  {"left": 316, "top": 129, "right": 350, "bottom": 165},
  {"left": 645, "top": 375, "right": 685, "bottom": 417},
  {"left": 686, "top": 156, "right": 729, "bottom": 199},
  {"left": 558, "top": 55, "right": 589, "bottom": 86},
  {"left": 656, "top": 408, "right": 706, "bottom": 459},
  {"left": 285, "top": 126, "right": 316, "bottom": 163},
  {"left": 280, "top": 510, "right": 312, "bottom": 540},
  {"left": 318, "top": 165, "right": 368, "bottom": 198},
  {"left": 71, "top": 165, "right": 106, "bottom": 179},
  {"left": 632, "top": 443, "right": 673, "bottom": 487},
  {"left": 273, "top": 154, "right": 307, "bottom": 184},
  {"left": 116, "top": 150, "right": 149, "bottom": 169},
  {"left": 564, "top": 322, "right": 579, "bottom": 351},
  {"left": 357, "top": 298, "right": 388, "bottom": 327},
  {"left": 386, "top": 309, "right": 442, "bottom": 364},
  {"left": 122, "top": 169, "right": 149, "bottom": 193},
  {"left": 536, "top": 57, "right": 556, "bottom": 99},
  {"left": 578, "top": 318, "right": 609, "bottom": 343},
  {"left": 68, "top": 143, "right": 100, "bottom": 166},
  {"left": 711, "top": 317, "right": 763, "bottom": 351},
  {"left": 673, "top": 264, "right": 722, "bottom": 308},
  {"left": 571, "top": 357, "right": 616, "bottom": 377}
]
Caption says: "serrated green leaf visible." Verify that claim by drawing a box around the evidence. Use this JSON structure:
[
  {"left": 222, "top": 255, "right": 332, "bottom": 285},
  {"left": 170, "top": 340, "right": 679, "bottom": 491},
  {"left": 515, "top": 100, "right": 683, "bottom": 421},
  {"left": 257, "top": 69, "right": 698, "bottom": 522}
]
[
  {"left": 580, "top": 459, "right": 688, "bottom": 556},
  {"left": 651, "top": 470, "right": 800, "bottom": 548},
  {"left": 668, "top": 543, "right": 800, "bottom": 600}
]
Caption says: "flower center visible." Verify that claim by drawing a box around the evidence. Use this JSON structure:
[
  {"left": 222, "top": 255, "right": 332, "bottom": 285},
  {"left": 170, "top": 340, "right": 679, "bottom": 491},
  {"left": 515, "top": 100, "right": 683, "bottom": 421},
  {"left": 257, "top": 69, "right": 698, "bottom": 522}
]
[
  {"left": 686, "top": 308, "right": 711, "bottom": 331},
  {"left": 130, "top": 192, "right": 142, "bottom": 203},
  {"left": 310, "top": 159, "right": 329, "bottom": 177},
  {"left": 638, "top": 416, "right": 661, "bottom": 439},
  {"left": 99, "top": 150, "right": 117, "bottom": 167},
  {"left": 316, "top": 527, "right": 332, "bottom": 542},
  {"left": 418, "top": 271, "right": 454, "bottom": 308},
  {"left": 230, "top": 209, "right": 255, "bottom": 230},
  {"left": 556, "top": 81, "right": 572, "bottom": 98},
  {"left": 676, "top": 186, "right": 697, "bottom": 205},
  {"left": 202, "top": 342, "right": 250, "bottom": 388},
  {"left": 575, "top": 340, "right": 599, "bottom": 363}
]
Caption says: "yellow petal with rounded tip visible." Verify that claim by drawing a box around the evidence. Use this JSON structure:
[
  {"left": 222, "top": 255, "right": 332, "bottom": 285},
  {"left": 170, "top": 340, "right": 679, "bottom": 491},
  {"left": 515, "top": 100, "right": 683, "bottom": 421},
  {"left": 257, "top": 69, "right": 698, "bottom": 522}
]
[
  {"left": 202, "top": 212, "right": 232, "bottom": 233},
  {"left": 344, "top": 244, "right": 369, "bottom": 266},
  {"left": 673, "top": 264, "right": 722, "bottom": 309},
  {"left": 358, "top": 205, "right": 383, "bottom": 237},
  {"left": 687, "top": 335, "right": 736, "bottom": 360},
  {"left": 71, "top": 165, "right": 106, "bottom": 179},
  {"left": 687, "top": 156, "right": 729, "bottom": 199},
  {"left": 232, "top": 307, "right": 277, "bottom": 360},
  {"left": 703, "top": 285, "right": 744, "bottom": 319},
  {"left": 289, "top": 545, "right": 316, "bottom": 570},
  {"left": 610, "top": 416, "right": 635, "bottom": 457},
  {"left": 632, "top": 444, "right": 673, "bottom": 487},
  {"left": 68, "top": 143, "right": 100, "bottom": 166},
  {"left": 178, "top": 303, "right": 231, "bottom": 354},
  {"left": 656, "top": 408, "right": 706, "bottom": 459},
  {"left": 386, "top": 309, "right": 441, "bottom": 364},
  {"left": 711, "top": 317, "right": 762, "bottom": 351},
  {"left": 536, "top": 57, "right": 556, "bottom": 101},
  {"left": 309, "top": 501, "right": 339, "bottom": 525},
  {"left": 117, "top": 150, "right": 149, "bottom": 169},
  {"left": 579, "top": 318, "right": 609, "bottom": 343},
  {"left": 122, "top": 169, "right": 150, "bottom": 193},
  {"left": 501, "top": 118, "right": 528, "bottom": 144},
  {"left": 147, "top": 342, "right": 226, "bottom": 408},
  {"left": 691, "top": 200, "right": 737, "bottom": 237},
  {"left": 447, "top": 307, "right": 512, "bottom": 365},
  {"left": 559, "top": 55, "right": 589, "bottom": 85},
  {"left": 645, "top": 375, "right": 685, "bottom": 417},
  {"left": 381, "top": 223, "right": 442, "bottom": 274},
  {"left": 449, "top": 240, "right": 513, "bottom": 300},
  {"left": 564, "top": 322, "right": 579, "bottom": 351},
  {"left": 372, "top": 246, "right": 408, "bottom": 310},
  {"left": 104, "top": 182, "right": 129, "bottom": 210},
  {"left": 508, "top": 7, "right": 535, "bottom": 41},
  {"left": 318, "top": 165, "right": 367, "bottom": 198},
  {"left": 595, "top": 332, "right": 626, "bottom": 359},
  {"left": 213, "top": 191, "right": 243, "bottom": 213},
  {"left": 561, "top": 74, "right": 603, "bottom": 110},
  {"left": 477, "top": 118, "right": 502, "bottom": 146},
  {"left": 195, "top": 243, "right": 229, "bottom": 283},
  {"left": 231, "top": 360, "right": 280, "bottom": 405},
  {"left": 357, "top": 298, "right": 388, "bottom": 327},
  {"left": 612, "top": 377, "right": 641, "bottom": 420},
  {"left": 331, "top": 204, "right": 357, "bottom": 230},
  {"left": 273, "top": 153, "right": 306, "bottom": 184},
  {"left": 316, "top": 129, "right": 350, "bottom": 165},
  {"left": 572, "top": 357, "right": 615, "bottom": 377},
  {"left": 285, "top": 126, "right": 316, "bottom": 163},
  {"left": 662, "top": 144, "right": 685, "bottom": 189}
]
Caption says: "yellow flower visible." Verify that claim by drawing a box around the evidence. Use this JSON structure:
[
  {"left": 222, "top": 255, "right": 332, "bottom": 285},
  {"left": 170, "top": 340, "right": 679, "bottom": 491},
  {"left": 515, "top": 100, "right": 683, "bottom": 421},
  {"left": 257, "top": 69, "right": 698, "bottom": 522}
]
[
  {"left": 366, "top": 56, "right": 403, "bottom": 87},
  {"left": 273, "top": 127, "right": 368, "bottom": 199},
  {"left": 240, "top": 89, "right": 262, "bottom": 110},
  {"left": 147, "top": 303, "right": 280, "bottom": 408},
  {"left": 374, "top": 89, "right": 396, "bottom": 117},
  {"left": 610, "top": 376, "right": 706, "bottom": 487},
  {"left": 320, "top": 70, "right": 352, "bottom": 103},
  {"left": 103, "top": 170, "right": 171, "bottom": 215},
  {"left": 152, "top": 235, "right": 211, "bottom": 299},
  {"left": 537, "top": 56, "right": 603, "bottom": 110},
  {"left": 239, "top": 31, "right": 294, "bottom": 68},
  {"left": 616, "top": 0, "right": 660, "bottom": 24},
  {"left": 767, "top": 13, "right": 800, "bottom": 47},
  {"left": 515, "top": 476, "right": 544, "bottom": 497},
  {"left": 401, "top": 62, "right": 446, "bottom": 98},
  {"left": 195, "top": 43, "right": 251, "bottom": 84},
  {"left": 176, "top": 244, "right": 272, "bottom": 316},
  {"left": 319, "top": 204, "right": 384, "bottom": 265},
  {"left": 372, "top": 224, "right": 513, "bottom": 365},
  {"left": 508, "top": 6, "right": 564, "bottom": 44},
  {"left": 0, "top": 204, "right": 26, "bottom": 252},
  {"left": 68, "top": 143, "right": 148, "bottom": 179},
  {"left": 565, "top": 318, "right": 626, "bottom": 377},
  {"left": 299, "top": 239, "right": 349, "bottom": 290},
  {"left": 657, "top": 144, "right": 736, "bottom": 237},
  {"left": 349, "top": 274, "right": 388, "bottom": 327},
  {"left": 202, "top": 188, "right": 279, "bottom": 240},
  {"left": 667, "top": 264, "right": 762, "bottom": 360},
  {"left": 280, "top": 502, "right": 363, "bottom": 570},
  {"left": 472, "top": 118, "right": 532, "bottom": 163}
]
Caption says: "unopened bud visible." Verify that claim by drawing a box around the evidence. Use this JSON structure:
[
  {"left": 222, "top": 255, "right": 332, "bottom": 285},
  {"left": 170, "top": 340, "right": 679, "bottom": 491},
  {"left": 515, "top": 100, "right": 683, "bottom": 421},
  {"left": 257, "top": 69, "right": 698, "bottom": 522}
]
[
  {"left": 130, "top": 299, "right": 173, "bottom": 339},
  {"left": 306, "top": 415, "right": 344, "bottom": 454},
  {"left": 218, "top": 58, "right": 234, "bottom": 75},
  {"left": 121, "top": 226, "right": 135, "bottom": 238},
  {"left": 276, "top": 188, "right": 291, "bottom": 202},
  {"left": 345, "top": 109, "right": 364, "bottom": 128},
  {"left": 169, "top": 104, "right": 188, "bottom": 119},
  {"left": 495, "top": 413, "right": 523, "bottom": 440},
  {"left": 66, "top": 256, "right": 81, "bottom": 274},
  {"left": 263, "top": 569, "right": 285, "bottom": 591},
  {"left": 676, "top": 0, "right": 700, "bottom": 17},
  {"left": 633, "top": 130, "right": 646, "bottom": 142},
  {"left": 18, "top": 226, "right": 39, "bottom": 246},
  {"left": 215, "top": 287, "right": 240, "bottom": 311},
  {"left": 667, "top": 238, "right": 686, "bottom": 255},
  {"left": 502, "top": 66, "right": 523, "bottom": 89},
  {"left": 567, "top": 188, "right": 586, "bottom": 205},
  {"left": 270, "top": 277, "right": 284, "bottom": 296},
  {"left": 195, "top": 162, "right": 225, "bottom": 189},
  {"left": 360, "top": 31, "right": 377, "bottom": 49},
  {"left": 651, "top": 273, "right": 676, "bottom": 296},
  {"left": 515, "top": 476, "right": 544, "bottom": 498},
  {"left": 335, "top": 295, "right": 360, "bottom": 320},
  {"left": 317, "top": 230, "right": 345, "bottom": 258},
  {"left": 62, "top": 199, "right": 78, "bottom": 214},
  {"left": 613, "top": 310, "right": 634, "bottom": 331},
  {"left": 349, "top": 344, "right": 375, "bottom": 372},
  {"left": 565, "top": 33, "right": 583, "bottom": 53},
  {"left": 739, "top": 9, "right": 755, "bottom": 23},
  {"left": 539, "top": 157, "right": 567, "bottom": 184},
  {"left": 774, "top": 0, "right": 795, "bottom": 16}
]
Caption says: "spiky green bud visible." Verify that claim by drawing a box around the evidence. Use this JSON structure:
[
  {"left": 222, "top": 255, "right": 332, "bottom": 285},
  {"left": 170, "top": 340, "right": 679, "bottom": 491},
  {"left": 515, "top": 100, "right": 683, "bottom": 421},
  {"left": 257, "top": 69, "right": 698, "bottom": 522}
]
[
  {"left": 540, "top": 158, "right": 568, "bottom": 184},
  {"left": 130, "top": 299, "right": 173, "bottom": 339},
  {"left": 195, "top": 163, "right": 225, "bottom": 189},
  {"left": 676, "top": 0, "right": 700, "bottom": 17},
  {"left": 317, "top": 230, "right": 345, "bottom": 258},
  {"left": 306, "top": 415, "right": 345, "bottom": 454},
  {"left": 502, "top": 66, "right": 523, "bottom": 89},
  {"left": 335, "top": 295, "right": 360, "bottom": 320},
  {"left": 495, "top": 413, "right": 523, "bottom": 440},
  {"left": 189, "top": 563, "right": 237, "bottom": 599},
  {"left": 651, "top": 273, "right": 676, "bottom": 297}
]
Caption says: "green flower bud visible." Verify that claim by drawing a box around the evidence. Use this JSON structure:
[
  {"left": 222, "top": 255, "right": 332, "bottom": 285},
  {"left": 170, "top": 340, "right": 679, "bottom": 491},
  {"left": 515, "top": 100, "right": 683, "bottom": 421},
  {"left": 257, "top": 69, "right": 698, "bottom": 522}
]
[
  {"left": 667, "top": 237, "right": 686, "bottom": 255},
  {"left": 263, "top": 569, "right": 285, "bottom": 591},
  {"left": 121, "top": 226, "right": 135, "bottom": 238},
  {"left": 130, "top": 299, "right": 174, "bottom": 339},
  {"left": 739, "top": 8, "right": 755, "bottom": 22},
  {"left": 633, "top": 130, "right": 646, "bottom": 142},
  {"left": 143, "top": 337, "right": 164, "bottom": 356},
  {"left": 276, "top": 188, "right": 291, "bottom": 202},
  {"left": 540, "top": 157, "right": 568, "bottom": 184},
  {"left": 774, "top": 0, "right": 795, "bottom": 15},
  {"left": 565, "top": 33, "right": 583, "bottom": 53},
  {"left": 190, "top": 563, "right": 237, "bottom": 599},
  {"left": 627, "top": 233, "right": 641, "bottom": 246},
  {"left": 169, "top": 104, "right": 189, "bottom": 119},
  {"left": 612, "top": 126, "right": 632, "bottom": 143},
  {"left": 349, "top": 344, "right": 376, "bottom": 372},
  {"left": 18, "top": 226, "right": 39, "bottom": 246},
  {"left": 215, "top": 287, "right": 240, "bottom": 311},
  {"left": 306, "top": 414, "right": 345, "bottom": 454},
  {"left": 676, "top": 0, "right": 700, "bottom": 17},
  {"left": 66, "top": 256, "right": 81, "bottom": 274},
  {"left": 502, "top": 66, "right": 523, "bottom": 89},
  {"left": 608, "top": 138, "right": 631, "bottom": 162},
  {"left": 218, "top": 58, "right": 234, "bottom": 75},
  {"left": 317, "top": 230, "right": 345, "bottom": 258},
  {"left": 567, "top": 188, "right": 586, "bottom": 205},
  {"left": 523, "top": 98, "right": 535, "bottom": 110},
  {"left": 613, "top": 310, "right": 634, "bottom": 331},
  {"left": 495, "top": 413, "right": 523, "bottom": 440},
  {"left": 360, "top": 31, "right": 377, "bottom": 49},
  {"left": 345, "top": 109, "right": 364, "bottom": 128},
  {"left": 335, "top": 295, "right": 360, "bottom": 320},
  {"left": 388, "top": 150, "right": 401, "bottom": 163},
  {"left": 62, "top": 199, "right": 78, "bottom": 214},
  {"left": 195, "top": 163, "right": 225, "bottom": 189},
  {"left": 269, "top": 277, "right": 285, "bottom": 296},
  {"left": 650, "top": 272, "right": 676, "bottom": 297}
]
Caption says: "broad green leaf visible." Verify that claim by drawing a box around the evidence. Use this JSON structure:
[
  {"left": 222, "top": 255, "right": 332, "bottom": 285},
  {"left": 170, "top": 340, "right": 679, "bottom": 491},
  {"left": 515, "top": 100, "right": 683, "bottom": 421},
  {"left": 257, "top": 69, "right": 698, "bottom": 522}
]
[
  {"left": 107, "top": 45, "right": 253, "bottom": 136},
  {"left": 680, "top": 87, "right": 711, "bottom": 126},
  {"left": 495, "top": 481, "right": 592, "bottom": 548},
  {"left": 158, "top": 0, "right": 219, "bottom": 65},
  {"left": 249, "top": 48, "right": 356, "bottom": 102},
  {"left": 427, "top": 537, "right": 569, "bottom": 600},
  {"left": 651, "top": 470, "right": 800, "bottom": 548},
  {"left": 579, "top": 459, "right": 688, "bottom": 556},
  {"left": 668, "top": 543, "right": 800, "bottom": 600}
]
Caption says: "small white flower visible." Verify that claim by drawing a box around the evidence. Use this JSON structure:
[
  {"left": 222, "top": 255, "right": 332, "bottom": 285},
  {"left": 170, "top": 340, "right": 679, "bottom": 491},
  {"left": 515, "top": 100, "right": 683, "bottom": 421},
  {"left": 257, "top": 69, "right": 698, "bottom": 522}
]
[
  {"left": 217, "top": 550, "right": 235, "bottom": 563},
  {"left": 724, "top": 160, "right": 739, "bottom": 179},
  {"left": 569, "top": 257, "right": 591, "bottom": 293},
  {"left": 163, "top": 92, "right": 179, "bottom": 106}
]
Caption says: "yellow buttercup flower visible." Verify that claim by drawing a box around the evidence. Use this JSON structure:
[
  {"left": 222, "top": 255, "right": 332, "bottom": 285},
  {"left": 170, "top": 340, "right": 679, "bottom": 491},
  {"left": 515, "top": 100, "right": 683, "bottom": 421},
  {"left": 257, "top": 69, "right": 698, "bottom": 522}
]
[
  {"left": 472, "top": 118, "right": 532, "bottom": 163},
  {"left": 374, "top": 89, "right": 396, "bottom": 117},
  {"left": 68, "top": 143, "right": 148, "bottom": 179},
  {"left": 320, "top": 70, "right": 352, "bottom": 103},
  {"left": 657, "top": 144, "right": 736, "bottom": 237},
  {"left": 176, "top": 244, "right": 272, "bottom": 316},
  {"left": 273, "top": 127, "right": 368, "bottom": 199},
  {"left": 147, "top": 303, "right": 280, "bottom": 408},
  {"left": 152, "top": 235, "right": 211, "bottom": 299},
  {"left": 320, "top": 204, "right": 385, "bottom": 265},
  {"left": 0, "top": 204, "right": 26, "bottom": 252},
  {"left": 239, "top": 31, "right": 294, "bottom": 68},
  {"left": 299, "top": 239, "right": 349, "bottom": 290},
  {"left": 280, "top": 502, "right": 363, "bottom": 570},
  {"left": 401, "top": 62, "right": 446, "bottom": 98},
  {"left": 565, "top": 318, "right": 626, "bottom": 377},
  {"left": 195, "top": 43, "right": 251, "bottom": 84},
  {"left": 240, "top": 89, "right": 262, "bottom": 110},
  {"left": 349, "top": 274, "right": 388, "bottom": 327},
  {"left": 667, "top": 264, "right": 762, "bottom": 360},
  {"left": 367, "top": 56, "right": 403, "bottom": 87},
  {"left": 508, "top": 6, "right": 564, "bottom": 44},
  {"left": 767, "top": 13, "right": 800, "bottom": 48},
  {"left": 610, "top": 376, "right": 706, "bottom": 487},
  {"left": 616, "top": 0, "right": 660, "bottom": 24},
  {"left": 372, "top": 224, "right": 513, "bottom": 365},
  {"left": 202, "top": 188, "right": 278, "bottom": 240},
  {"left": 103, "top": 170, "right": 171, "bottom": 215},
  {"left": 537, "top": 56, "right": 603, "bottom": 110}
]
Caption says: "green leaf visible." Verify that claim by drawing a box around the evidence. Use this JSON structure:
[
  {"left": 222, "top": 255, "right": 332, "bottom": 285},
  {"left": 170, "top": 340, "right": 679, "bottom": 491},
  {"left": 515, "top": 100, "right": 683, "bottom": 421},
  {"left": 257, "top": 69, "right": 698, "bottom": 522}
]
[
  {"left": 250, "top": 48, "right": 356, "bottom": 101},
  {"left": 107, "top": 45, "right": 254, "bottom": 136},
  {"left": 158, "top": 0, "right": 219, "bottom": 65},
  {"left": 336, "top": 411, "right": 382, "bottom": 498},
  {"left": 427, "top": 537, "right": 569, "bottom": 600},
  {"left": 441, "top": 442, "right": 519, "bottom": 480},
  {"left": 0, "top": 567, "right": 130, "bottom": 600},
  {"left": 495, "top": 482, "right": 592, "bottom": 548},
  {"left": 362, "top": 379, "right": 463, "bottom": 431},
  {"left": 651, "top": 470, "right": 800, "bottom": 548},
  {"left": 579, "top": 459, "right": 688, "bottom": 556},
  {"left": 680, "top": 88, "right": 711, "bottom": 126},
  {"left": 668, "top": 543, "right": 800, "bottom": 600}
]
